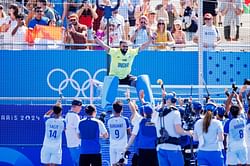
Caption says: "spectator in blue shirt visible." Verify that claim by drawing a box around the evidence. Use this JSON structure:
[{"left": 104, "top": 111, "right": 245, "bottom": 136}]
[{"left": 28, "top": 6, "right": 48, "bottom": 29}]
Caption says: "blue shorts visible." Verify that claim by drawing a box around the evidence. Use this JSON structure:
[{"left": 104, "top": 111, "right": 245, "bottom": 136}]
[
  {"left": 68, "top": 146, "right": 80, "bottom": 166},
  {"left": 157, "top": 149, "right": 184, "bottom": 166},
  {"left": 197, "top": 150, "right": 224, "bottom": 166}
]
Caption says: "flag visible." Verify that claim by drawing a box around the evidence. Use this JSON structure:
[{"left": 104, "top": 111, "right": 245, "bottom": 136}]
[
  {"left": 245, "top": 0, "right": 250, "bottom": 6},
  {"left": 26, "top": 25, "right": 63, "bottom": 43},
  {"left": 244, "top": 4, "right": 250, "bottom": 13}
]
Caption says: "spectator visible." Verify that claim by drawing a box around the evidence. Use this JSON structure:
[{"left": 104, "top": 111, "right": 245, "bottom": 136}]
[
  {"left": 28, "top": 6, "right": 48, "bottom": 29},
  {"left": 103, "top": 22, "right": 121, "bottom": 47},
  {"left": 64, "top": 13, "right": 87, "bottom": 50},
  {"left": 203, "top": 0, "right": 218, "bottom": 25},
  {"left": 128, "top": 0, "right": 141, "bottom": 27},
  {"left": 154, "top": 17, "right": 174, "bottom": 50},
  {"left": 117, "top": 0, "right": 134, "bottom": 40},
  {"left": 62, "top": 0, "right": 80, "bottom": 28},
  {"left": 147, "top": 9, "right": 157, "bottom": 32},
  {"left": 134, "top": 0, "right": 150, "bottom": 26},
  {"left": 0, "top": 4, "right": 7, "bottom": 49},
  {"left": 156, "top": 0, "right": 178, "bottom": 31},
  {"left": 219, "top": 0, "right": 243, "bottom": 41},
  {"left": 40, "top": 102, "right": 66, "bottom": 166},
  {"left": 77, "top": 0, "right": 97, "bottom": 44},
  {"left": 193, "top": 13, "right": 221, "bottom": 51},
  {"left": 3, "top": 3, "right": 19, "bottom": 50},
  {"left": 100, "top": 9, "right": 125, "bottom": 41},
  {"left": 77, "top": 104, "right": 108, "bottom": 166},
  {"left": 37, "top": 0, "right": 56, "bottom": 23},
  {"left": 155, "top": 3, "right": 169, "bottom": 26},
  {"left": 48, "top": 0, "right": 64, "bottom": 22},
  {"left": 107, "top": 100, "right": 131, "bottom": 166},
  {"left": 171, "top": 19, "right": 186, "bottom": 50},
  {"left": 181, "top": 6, "right": 198, "bottom": 41},
  {"left": 193, "top": 103, "right": 224, "bottom": 166},
  {"left": 25, "top": 0, "right": 37, "bottom": 26},
  {"left": 130, "top": 15, "right": 151, "bottom": 46},
  {"left": 65, "top": 99, "right": 82, "bottom": 166},
  {"left": 11, "top": 13, "right": 28, "bottom": 50}
]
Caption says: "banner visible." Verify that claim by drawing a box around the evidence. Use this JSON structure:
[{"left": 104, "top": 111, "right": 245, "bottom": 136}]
[{"left": 26, "top": 25, "right": 63, "bottom": 43}]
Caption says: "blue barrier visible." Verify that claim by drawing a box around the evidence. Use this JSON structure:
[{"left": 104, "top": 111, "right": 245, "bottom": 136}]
[{"left": 0, "top": 50, "right": 199, "bottom": 99}]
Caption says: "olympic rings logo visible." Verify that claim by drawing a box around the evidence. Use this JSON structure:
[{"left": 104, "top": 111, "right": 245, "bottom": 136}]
[{"left": 47, "top": 68, "right": 107, "bottom": 97}]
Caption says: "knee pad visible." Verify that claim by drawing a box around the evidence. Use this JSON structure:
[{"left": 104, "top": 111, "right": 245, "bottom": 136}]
[
  {"left": 101, "top": 76, "right": 119, "bottom": 108},
  {"left": 136, "top": 75, "right": 154, "bottom": 106}
]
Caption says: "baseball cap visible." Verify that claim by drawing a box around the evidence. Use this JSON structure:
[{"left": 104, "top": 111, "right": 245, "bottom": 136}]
[
  {"left": 204, "top": 103, "right": 217, "bottom": 113},
  {"left": 68, "top": 13, "right": 78, "bottom": 20},
  {"left": 216, "top": 106, "right": 226, "bottom": 116},
  {"left": 192, "top": 101, "right": 202, "bottom": 111},
  {"left": 174, "top": 19, "right": 182, "bottom": 25},
  {"left": 72, "top": 98, "right": 82, "bottom": 106},
  {"left": 142, "top": 105, "right": 153, "bottom": 115},
  {"left": 204, "top": 13, "right": 213, "bottom": 19},
  {"left": 148, "top": 9, "right": 156, "bottom": 14}
]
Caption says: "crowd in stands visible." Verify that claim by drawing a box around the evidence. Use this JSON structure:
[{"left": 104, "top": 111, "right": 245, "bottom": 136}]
[{"left": 0, "top": 0, "right": 245, "bottom": 50}]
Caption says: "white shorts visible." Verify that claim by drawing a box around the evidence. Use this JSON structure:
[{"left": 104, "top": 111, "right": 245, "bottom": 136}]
[
  {"left": 226, "top": 148, "right": 247, "bottom": 165},
  {"left": 41, "top": 146, "right": 62, "bottom": 164},
  {"left": 109, "top": 147, "right": 124, "bottom": 165}
]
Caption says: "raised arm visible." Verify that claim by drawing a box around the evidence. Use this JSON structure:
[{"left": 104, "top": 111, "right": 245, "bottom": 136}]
[
  {"left": 94, "top": 35, "right": 111, "bottom": 51},
  {"left": 112, "top": 0, "right": 121, "bottom": 11}
]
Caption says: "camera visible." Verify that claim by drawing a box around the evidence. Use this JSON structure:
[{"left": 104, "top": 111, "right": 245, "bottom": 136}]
[
  {"left": 98, "top": 112, "right": 106, "bottom": 123},
  {"left": 157, "top": 127, "right": 169, "bottom": 144},
  {"left": 244, "top": 79, "right": 250, "bottom": 85},
  {"left": 182, "top": 102, "right": 196, "bottom": 130},
  {"left": 232, "top": 83, "right": 238, "bottom": 93},
  {"left": 141, "top": 25, "right": 146, "bottom": 29}
]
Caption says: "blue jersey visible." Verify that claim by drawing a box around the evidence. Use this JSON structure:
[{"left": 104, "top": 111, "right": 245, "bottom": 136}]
[
  {"left": 137, "top": 118, "right": 157, "bottom": 149},
  {"left": 78, "top": 117, "right": 107, "bottom": 154},
  {"left": 224, "top": 117, "right": 247, "bottom": 150}
]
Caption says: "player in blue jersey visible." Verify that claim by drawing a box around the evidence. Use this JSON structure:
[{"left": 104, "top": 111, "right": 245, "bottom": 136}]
[
  {"left": 107, "top": 100, "right": 131, "bottom": 166},
  {"left": 77, "top": 104, "right": 108, "bottom": 166},
  {"left": 65, "top": 98, "right": 82, "bottom": 166},
  {"left": 193, "top": 103, "right": 224, "bottom": 166},
  {"left": 224, "top": 92, "right": 247, "bottom": 166},
  {"left": 40, "top": 102, "right": 66, "bottom": 165},
  {"left": 125, "top": 104, "right": 158, "bottom": 166}
]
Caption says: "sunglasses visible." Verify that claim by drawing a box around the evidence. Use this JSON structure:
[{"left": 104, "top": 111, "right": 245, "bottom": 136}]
[
  {"left": 70, "top": 19, "right": 76, "bottom": 22},
  {"left": 36, "top": 10, "right": 43, "bottom": 13},
  {"left": 140, "top": 21, "right": 146, "bottom": 24},
  {"left": 158, "top": 22, "right": 165, "bottom": 25}
]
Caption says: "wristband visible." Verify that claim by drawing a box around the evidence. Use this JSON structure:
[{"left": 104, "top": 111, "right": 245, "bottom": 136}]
[
  {"left": 127, "top": 98, "right": 131, "bottom": 102},
  {"left": 93, "top": 35, "right": 97, "bottom": 39}
]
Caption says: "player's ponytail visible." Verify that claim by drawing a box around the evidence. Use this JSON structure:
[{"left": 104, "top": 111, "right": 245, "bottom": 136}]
[{"left": 202, "top": 110, "right": 212, "bottom": 133}]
